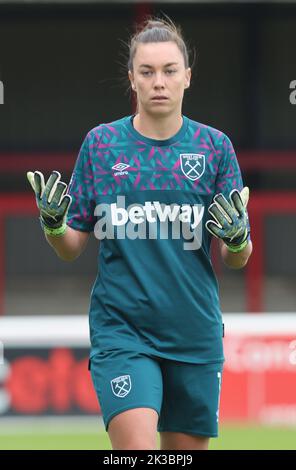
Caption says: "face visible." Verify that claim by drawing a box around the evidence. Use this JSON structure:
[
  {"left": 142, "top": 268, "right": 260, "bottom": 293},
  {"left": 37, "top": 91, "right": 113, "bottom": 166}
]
[{"left": 128, "top": 41, "right": 191, "bottom": 116}]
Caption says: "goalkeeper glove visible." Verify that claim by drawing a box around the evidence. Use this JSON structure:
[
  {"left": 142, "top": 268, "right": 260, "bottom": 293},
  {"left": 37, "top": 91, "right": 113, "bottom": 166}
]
[
  {"left": 27, "top": 170, "right": 72, "bottom": 237},
  {"left": 205, "top": 187, "right": 250, "bottom": 253}
]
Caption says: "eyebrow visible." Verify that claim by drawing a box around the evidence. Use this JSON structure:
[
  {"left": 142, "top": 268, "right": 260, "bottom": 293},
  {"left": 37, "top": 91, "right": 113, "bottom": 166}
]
[{"left": 139, "top": 62, "right": 179, "bottom": 68}]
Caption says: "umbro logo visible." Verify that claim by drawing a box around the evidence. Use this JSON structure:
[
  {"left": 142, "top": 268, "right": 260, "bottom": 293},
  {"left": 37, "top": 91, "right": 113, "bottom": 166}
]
[{"left": 112, "top": 163, "right": 130, "bottom": 176}]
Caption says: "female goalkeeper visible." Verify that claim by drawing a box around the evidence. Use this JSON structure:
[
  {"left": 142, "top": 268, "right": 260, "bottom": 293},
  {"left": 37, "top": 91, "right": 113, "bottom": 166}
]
[{"left": 27, "top": 16, "right": 252, "bottom": 450}]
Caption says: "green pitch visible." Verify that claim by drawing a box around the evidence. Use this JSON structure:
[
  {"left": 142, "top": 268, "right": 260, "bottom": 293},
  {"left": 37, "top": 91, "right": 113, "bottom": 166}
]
[{"left": 0, "top": 423, "right": 295, "bottom": 450}]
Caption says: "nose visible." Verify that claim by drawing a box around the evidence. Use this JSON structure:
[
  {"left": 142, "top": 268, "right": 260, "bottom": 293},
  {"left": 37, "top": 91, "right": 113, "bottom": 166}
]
[{"left": 153, "top": 72, "right": 165, "bottom": 89}]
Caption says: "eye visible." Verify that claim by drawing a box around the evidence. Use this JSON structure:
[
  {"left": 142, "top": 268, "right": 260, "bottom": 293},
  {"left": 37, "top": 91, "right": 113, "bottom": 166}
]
[
  {"left": 141, "top": 71, "right": 153, "bottom": 77},
  {"left": 165, "top": 69, "right": 177, "bottom": 75}
]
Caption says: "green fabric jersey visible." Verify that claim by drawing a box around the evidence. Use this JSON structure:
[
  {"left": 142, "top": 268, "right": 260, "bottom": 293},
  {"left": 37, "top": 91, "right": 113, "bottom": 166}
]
[{"left": 67, "top": 115, "right": 247, "bottom": 363}]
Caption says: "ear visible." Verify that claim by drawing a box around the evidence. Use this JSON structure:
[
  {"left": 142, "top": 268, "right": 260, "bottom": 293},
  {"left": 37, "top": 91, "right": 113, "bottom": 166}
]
[
  {"left": 128, "top": 70, "right": 136, "bottom": 91},
  {"left": 184, "top": 67, "right": 191, "bottom": 89}
]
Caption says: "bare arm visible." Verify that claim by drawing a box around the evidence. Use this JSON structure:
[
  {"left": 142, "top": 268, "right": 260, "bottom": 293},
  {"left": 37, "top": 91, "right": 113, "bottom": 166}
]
[
  {"left": 220, "top": 239, "right": 253, "bottom": 269},
  {"left": 45, "top": 226, "right": 91, "bottom": 262}
]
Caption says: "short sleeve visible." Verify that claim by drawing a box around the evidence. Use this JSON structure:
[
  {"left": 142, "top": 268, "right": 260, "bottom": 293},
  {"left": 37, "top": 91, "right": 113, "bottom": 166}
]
[
  {"left": 66, "top": 133, "right": 96, "bottom": 232},
  {"left": 216, "top": 135, "right": 243, "bottom": 196}
]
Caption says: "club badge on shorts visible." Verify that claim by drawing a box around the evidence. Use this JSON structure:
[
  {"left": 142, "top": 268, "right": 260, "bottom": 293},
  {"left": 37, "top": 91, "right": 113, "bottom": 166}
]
[
  {"left": 111, "top": 375, "right": 132, "bottom": 398},
  {"left": 180, "top": 154, "right": 205, "bottom": 181}
]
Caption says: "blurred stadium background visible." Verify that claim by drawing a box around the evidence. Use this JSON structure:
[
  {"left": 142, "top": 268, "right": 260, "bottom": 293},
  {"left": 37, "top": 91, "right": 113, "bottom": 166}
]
[{"left": 0, "top": 0, "right": 296, "bottom": 450}]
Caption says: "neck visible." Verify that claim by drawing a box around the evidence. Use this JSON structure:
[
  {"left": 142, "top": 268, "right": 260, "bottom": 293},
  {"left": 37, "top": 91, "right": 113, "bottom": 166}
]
[{"left": 133, "top": 111, "right": 183, "bottom": 140}]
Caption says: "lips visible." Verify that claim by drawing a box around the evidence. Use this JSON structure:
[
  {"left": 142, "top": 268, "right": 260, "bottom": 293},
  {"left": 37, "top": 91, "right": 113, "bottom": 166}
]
[{"left": 151, "top": 96, "right": 168, "bottom": 100}]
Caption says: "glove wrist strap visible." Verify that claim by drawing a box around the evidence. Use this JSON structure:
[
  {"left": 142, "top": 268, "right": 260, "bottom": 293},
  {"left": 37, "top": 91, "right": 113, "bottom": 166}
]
[
  {"left": 40, "top": 218, "right": 67, "bottom": 237},
  {"left": 226, "top": 238, "right": 248, "bottom": 253}
]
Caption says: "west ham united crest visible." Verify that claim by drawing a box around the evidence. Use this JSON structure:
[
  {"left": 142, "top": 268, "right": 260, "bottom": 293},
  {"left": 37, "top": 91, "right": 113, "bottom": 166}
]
[
  {"left": 111, "top": 375, "right": 132, "bottom": 398},
  {"left": 180, "top": 154, "right": 205, "bottom": 181}
]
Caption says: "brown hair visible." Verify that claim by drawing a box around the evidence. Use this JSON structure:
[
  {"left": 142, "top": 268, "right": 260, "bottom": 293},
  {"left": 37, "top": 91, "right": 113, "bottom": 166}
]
[{"left": 128, "top": 16, "right": 190, "bottom": 72}]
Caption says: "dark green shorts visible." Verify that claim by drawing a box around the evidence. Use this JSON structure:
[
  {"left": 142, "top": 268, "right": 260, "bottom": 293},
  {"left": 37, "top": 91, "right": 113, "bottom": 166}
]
[{"left": 90, "top": 349, "right": 223, "bottom": 437}]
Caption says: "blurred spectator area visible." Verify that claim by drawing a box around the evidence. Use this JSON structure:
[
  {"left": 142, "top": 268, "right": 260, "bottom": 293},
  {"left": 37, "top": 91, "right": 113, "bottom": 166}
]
[{"left": 0, "top": 1, "right": 296, "bottom": 315}]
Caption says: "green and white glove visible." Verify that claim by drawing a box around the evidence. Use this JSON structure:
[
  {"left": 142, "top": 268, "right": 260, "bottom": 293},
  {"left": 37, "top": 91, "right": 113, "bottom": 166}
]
[
  {"left": 205, "top": 187, "right": 250, "bottom": 253},
  {"left": 27, "top": 170, "right": 72, "bottom": 237}
]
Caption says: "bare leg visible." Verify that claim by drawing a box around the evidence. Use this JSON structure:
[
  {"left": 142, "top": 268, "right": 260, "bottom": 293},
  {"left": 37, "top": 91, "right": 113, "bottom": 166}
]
[
  {"left": 108, "top": 407, "right": 159, "bottom": 450},
  {"left": 160, "top": 432, "right": 209, "bottom": 450}
]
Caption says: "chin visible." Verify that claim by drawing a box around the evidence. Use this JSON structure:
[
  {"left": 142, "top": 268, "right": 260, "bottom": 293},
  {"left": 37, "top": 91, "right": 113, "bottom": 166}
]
[{"left": 147, "top": 105, "right": 172, "bottom": 116}]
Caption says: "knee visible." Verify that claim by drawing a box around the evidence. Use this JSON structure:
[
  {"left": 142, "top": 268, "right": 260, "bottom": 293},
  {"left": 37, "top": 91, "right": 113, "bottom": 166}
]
[
  {"left": 113, "top": 437, "right": 157, "bottom": 450},
  {"left": 110, "top": 430, "right": 157, "bottom": 450},
  {"left": 122, "top": 442, "right": 156, "bottom": 450}
]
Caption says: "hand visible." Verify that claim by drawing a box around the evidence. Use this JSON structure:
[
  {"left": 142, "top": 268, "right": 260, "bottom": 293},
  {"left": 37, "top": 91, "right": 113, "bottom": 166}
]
[
  {"left": 205, "top": 187, "right": 250, "bottom": 252},
  {"left": 27, "top": 170, "right": 72, "bottom": 237}
]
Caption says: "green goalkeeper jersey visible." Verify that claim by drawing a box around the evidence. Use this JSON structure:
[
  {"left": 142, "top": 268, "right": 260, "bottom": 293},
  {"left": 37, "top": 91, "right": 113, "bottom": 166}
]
[{"left": 67, "top": 114, "right": 247, "bottom": 364}]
